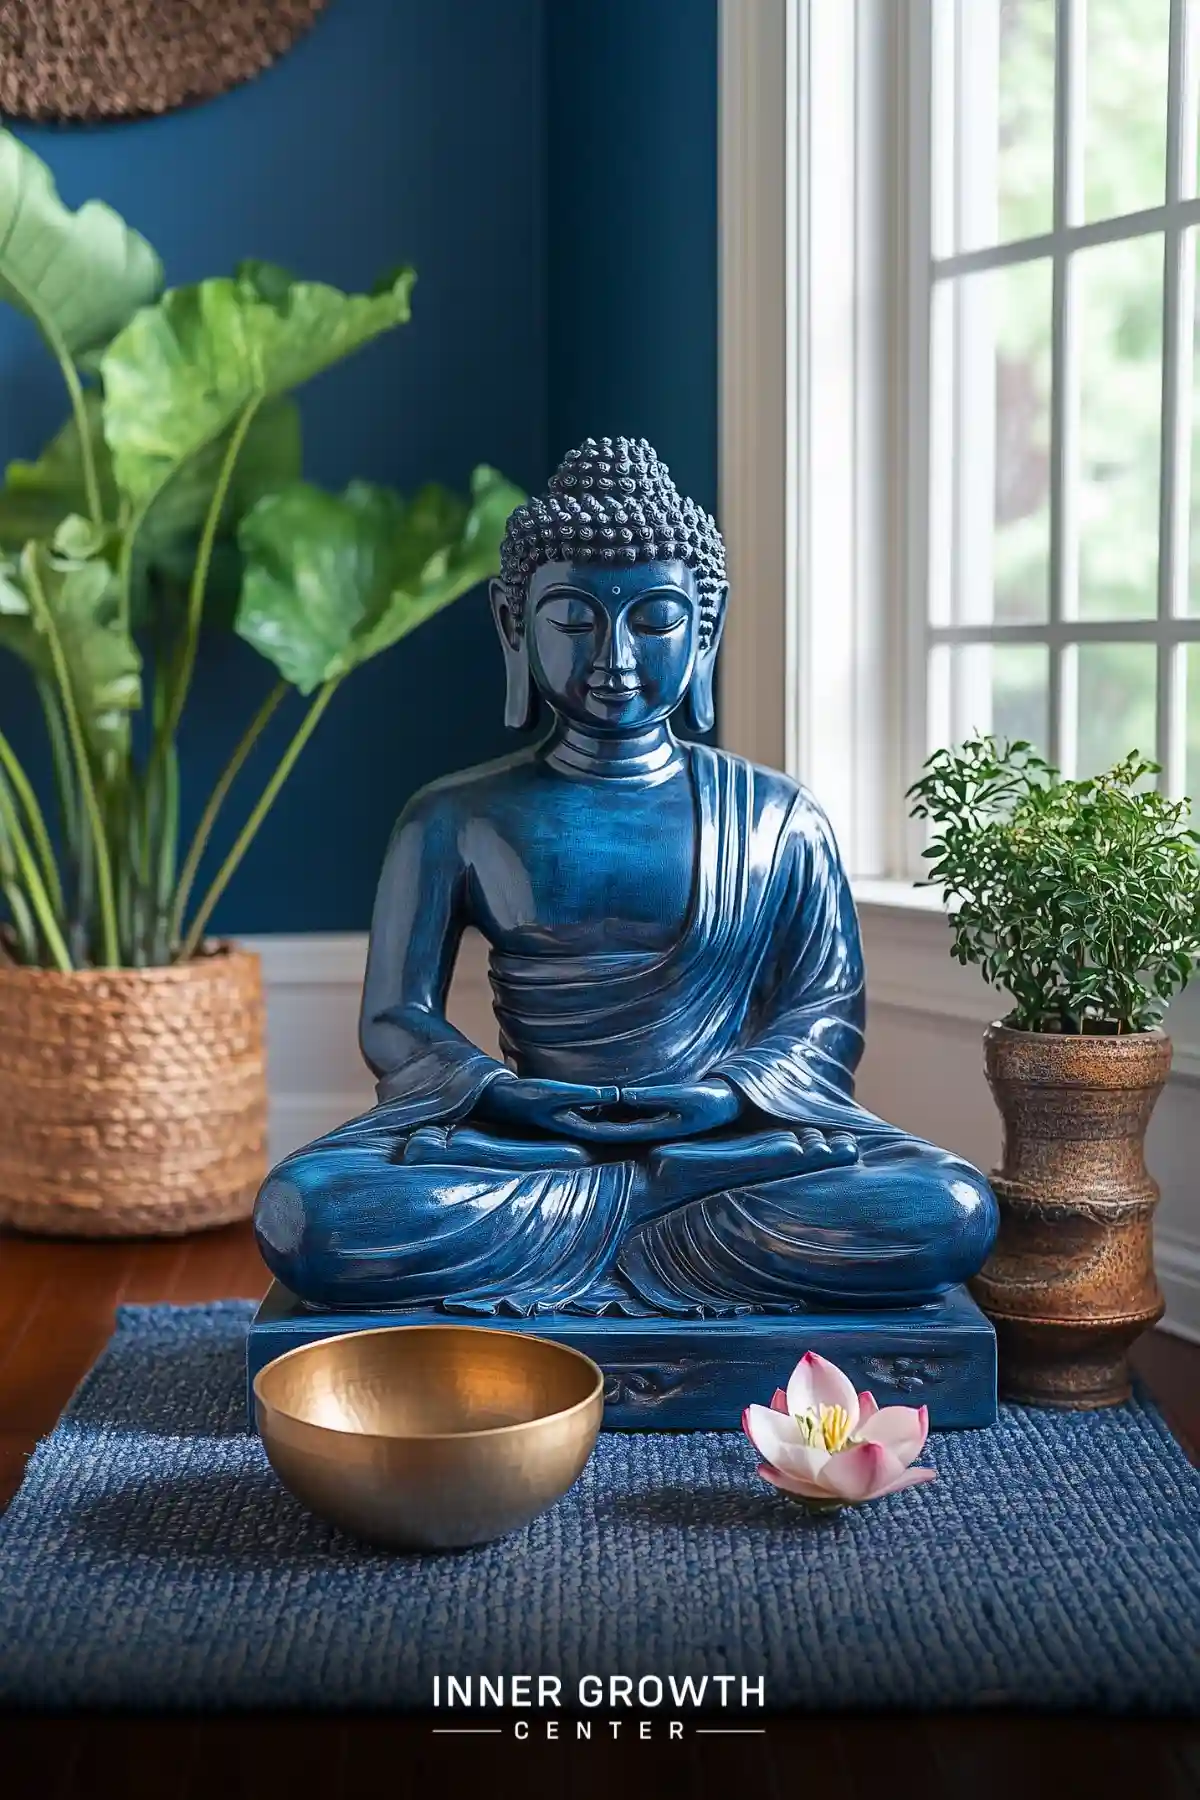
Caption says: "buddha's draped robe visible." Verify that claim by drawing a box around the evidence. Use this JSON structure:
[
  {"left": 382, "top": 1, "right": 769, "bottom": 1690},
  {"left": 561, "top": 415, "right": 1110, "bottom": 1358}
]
[{"left": 255, "top": 746, "right": 996, "bottom": 1314}]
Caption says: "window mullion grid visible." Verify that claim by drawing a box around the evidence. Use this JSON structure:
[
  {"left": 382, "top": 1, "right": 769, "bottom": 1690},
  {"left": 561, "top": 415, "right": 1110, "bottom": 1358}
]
[
  {"left": 902, "top": 0, "right": 935, "bottom": 877},
  {"left": 919, "top": 1, "right": 1200, "bottom": 826},
  {"left": 934, "top": 194, "right": 1200, "bottom": 279},
  {"left": 931, "top": 618, "right": 1200, "bottom": 644},
  {"left": 1048, "top": 0, "right": 1084, "bottom": 776},
  {"left": 1159, "top": 0, "right": 1198, "bottom": 797}
]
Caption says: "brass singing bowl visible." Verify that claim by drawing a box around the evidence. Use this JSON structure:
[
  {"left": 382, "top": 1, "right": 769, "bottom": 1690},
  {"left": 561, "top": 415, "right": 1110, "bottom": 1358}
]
[{"left": 254, "top": 1325, "right": 605, "bottom": 1551}]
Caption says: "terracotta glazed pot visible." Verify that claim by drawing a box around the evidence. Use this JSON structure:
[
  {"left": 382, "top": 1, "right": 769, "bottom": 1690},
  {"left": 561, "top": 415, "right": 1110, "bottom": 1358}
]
[
  {"left": 0, "top": 943, "right": 267, "bottom": 1238},
  {"left": 971, "top": 1022, "right": 1170, "bottom": 1408}
]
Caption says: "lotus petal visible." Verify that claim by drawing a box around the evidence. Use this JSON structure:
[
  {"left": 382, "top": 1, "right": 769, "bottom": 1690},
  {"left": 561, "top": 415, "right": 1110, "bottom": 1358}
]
[
  {"left": 785, "top": 1351, "right": 860, "bottom": 1431},
  {"left": 755, "top": 1463, "right": 832, "bottom": 1502},
  {"left": 743, "top": 1402, "right": 802, "bottom": 1455},
  {"left": 856, "top": 1402, "right": 929, "bottom": 1467},
  {"left": 856, "top": 1391, "right": 879, "bottom": 1422},
  {"left": 769, "top": 1388, "right": 789, "bottom": 1413},
  {"left": 867, "top": 1465, "right": 938, "bottom": 1499},
  {"left": 816, "top": 1441, "right": 906, "bottom": 1502},
  {"left": 742, "top": 1405, "right": 829, "bottom": 1481}
]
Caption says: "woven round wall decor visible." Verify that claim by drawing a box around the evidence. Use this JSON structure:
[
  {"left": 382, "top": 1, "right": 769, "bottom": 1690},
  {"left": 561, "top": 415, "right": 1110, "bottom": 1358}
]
[{"left": 0, "top": 0, "right": 333, "bottom": 122}]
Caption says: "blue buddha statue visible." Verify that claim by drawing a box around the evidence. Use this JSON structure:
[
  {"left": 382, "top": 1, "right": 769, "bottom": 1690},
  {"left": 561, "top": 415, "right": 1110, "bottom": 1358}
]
[{"left": 249, "top": 438, "right": 999, "bottom": 1424}]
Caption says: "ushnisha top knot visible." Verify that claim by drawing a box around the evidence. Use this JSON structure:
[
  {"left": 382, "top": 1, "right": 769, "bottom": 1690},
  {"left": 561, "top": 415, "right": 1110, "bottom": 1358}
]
[{"left": 500, "top": 436, "right": 726, "bottom": 644}]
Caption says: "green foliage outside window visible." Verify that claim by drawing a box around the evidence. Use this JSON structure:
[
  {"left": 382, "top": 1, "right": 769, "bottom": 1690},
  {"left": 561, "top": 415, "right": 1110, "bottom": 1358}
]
[{"left": 982, "top": 0, "right": 1187, "bottom": 778}]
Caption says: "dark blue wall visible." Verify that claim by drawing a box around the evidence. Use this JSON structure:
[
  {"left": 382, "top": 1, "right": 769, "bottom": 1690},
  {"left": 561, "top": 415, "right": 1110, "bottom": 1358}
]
[
  {"left": 545, "top": 0, "right": 718, "bottom": 520},
  {"left": 0, "top": 0, "right": 717, "bottom": 935}
]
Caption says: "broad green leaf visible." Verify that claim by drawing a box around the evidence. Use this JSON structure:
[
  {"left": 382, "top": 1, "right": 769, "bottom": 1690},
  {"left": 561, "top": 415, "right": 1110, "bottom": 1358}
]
[
  {"left": 142, "top": 397, "right": 302, "bottom": 556},
  {"left": 349, "top": 466, "right": 524, "bottom": 666},
  {"left": 0, "top": 395, "right": 118, "bottom": 552},
  {"left": 0, "top": 131, "right": 162, "bottom": 365},
  {"left": 0, "top": 540, "right": 141, "bottom": 758},
  {"left": 236, "top": 464, "right": 524, "bottom": 694},
  {"left": 0, "top": 396, "right": 301, "bottom": 622},
  {"left": 134, "top": 397, "right": 304, "bottom": 616},
  {"left": 101, "top": 261, "right": 415, "bottom": 517}
]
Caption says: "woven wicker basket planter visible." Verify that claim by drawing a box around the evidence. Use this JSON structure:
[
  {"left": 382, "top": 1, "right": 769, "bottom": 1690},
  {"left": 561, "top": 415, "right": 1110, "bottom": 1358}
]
[{"left": 0, "top": 945, "right": 267, "bottom": 1238}]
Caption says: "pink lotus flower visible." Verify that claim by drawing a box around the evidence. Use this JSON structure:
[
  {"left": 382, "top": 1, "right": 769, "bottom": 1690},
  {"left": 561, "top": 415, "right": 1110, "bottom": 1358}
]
[{"left": 742, "top": 1351, "right": 936, "bottom": 1510}]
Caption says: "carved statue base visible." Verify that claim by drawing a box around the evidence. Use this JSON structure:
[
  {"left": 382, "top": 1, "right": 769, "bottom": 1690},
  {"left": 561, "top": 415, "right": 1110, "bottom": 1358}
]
[{"left": 246, "top": 1281, "right": 997, "bottom": 1430}]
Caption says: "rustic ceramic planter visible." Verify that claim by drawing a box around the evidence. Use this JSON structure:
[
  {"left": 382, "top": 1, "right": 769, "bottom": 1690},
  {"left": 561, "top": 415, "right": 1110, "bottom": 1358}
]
[
  {"left": 0, "top": 943, "right": 268, "bottom": 1238},
  {"left": 971, "top": 1022, "right": 1169, "bottom": 1408}
]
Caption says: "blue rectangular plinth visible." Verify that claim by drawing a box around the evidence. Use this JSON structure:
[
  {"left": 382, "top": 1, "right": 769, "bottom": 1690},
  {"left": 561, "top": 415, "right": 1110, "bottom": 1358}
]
[{"left": 247, "top": 1282, "right": 997, "bottom": 1430}]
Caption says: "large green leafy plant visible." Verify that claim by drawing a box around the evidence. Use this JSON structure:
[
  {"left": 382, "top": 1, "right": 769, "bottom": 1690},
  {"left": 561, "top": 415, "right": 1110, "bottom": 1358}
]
[
  {"left": 0, "top": 134, "right": 522, "bottom": 970},
  {"left": 907, "top": 736, "right": 1200, "bottom": 1034}
]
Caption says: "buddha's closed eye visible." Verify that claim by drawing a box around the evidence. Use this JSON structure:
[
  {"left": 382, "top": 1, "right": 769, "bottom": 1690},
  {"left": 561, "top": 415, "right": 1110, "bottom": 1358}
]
[
  {"left": 629, "top": 599, "right": 689, "bottom": 635},
  {"left": 631, "top": 616, "right": 686, "bottom": 636}
]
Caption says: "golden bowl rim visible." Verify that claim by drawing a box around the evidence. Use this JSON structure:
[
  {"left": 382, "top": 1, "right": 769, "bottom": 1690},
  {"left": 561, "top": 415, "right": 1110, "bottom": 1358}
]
[{"left": 253, "top": 1321, "right": 606, "bottom": 1444}]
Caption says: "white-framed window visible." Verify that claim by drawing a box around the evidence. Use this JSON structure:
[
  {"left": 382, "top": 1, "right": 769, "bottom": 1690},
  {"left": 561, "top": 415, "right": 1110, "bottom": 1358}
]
[{"left": 719, "top": 0, "right": 1200, "bottom": 883}]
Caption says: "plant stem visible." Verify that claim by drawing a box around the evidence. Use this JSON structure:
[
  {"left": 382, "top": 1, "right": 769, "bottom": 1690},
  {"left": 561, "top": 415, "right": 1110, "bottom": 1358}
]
[
  {"left": 0, "top": 779, "right": 72, "bottom": 971},
  {"left": 137, "top": 396, "right": 264, "bottom": 965},
  {"left": 160, "top": 395, "right": 264, "bottom": 757},
  {"left": 0, "top": 724, "right": 64, "bottom": 916},
  {"left": 168, "top": 679, "right": 286, "bottom": 951},
  {"left": 116, "top": 515, "right": 143, "bottom": 636},
  {"left": 178, "top": 679, "right": 339, "bottom": 961},
  {"left": 151, "top": 743, "right": 180, "bottom": 964},
  {"left": 118, "top": 773, "right": 145, "bottom": 967},
  {"left": 69, "top": 797, "right": 95, "bottom": 966},
  {"left": 59, "top": 355, "right": 104, "bottom": 530},
  {"left": 23, "top": 551, "right": 120, "bottom": 967},
  {"left": 36, "top": 676, "right": 78, "bottom": 856},
  {"left": 134, "top": 574, "right": 177, "bottom": 949},
  {"left": 1, "top": 881, "right": 39, "bottom": 965},
  {"left": 3, "top": 263, "right": 106, "bottom": 534}
]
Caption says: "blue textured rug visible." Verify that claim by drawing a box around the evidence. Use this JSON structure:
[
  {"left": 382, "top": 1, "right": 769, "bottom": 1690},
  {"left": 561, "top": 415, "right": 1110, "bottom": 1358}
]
[{"left": 0, "top": 1302, "right": 1198, "bottom": 1714}]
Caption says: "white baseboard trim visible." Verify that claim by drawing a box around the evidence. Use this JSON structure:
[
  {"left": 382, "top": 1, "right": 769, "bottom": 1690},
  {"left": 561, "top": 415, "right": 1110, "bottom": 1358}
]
[
  {"left": 269, "top": 1091, "right": 375, "bottom": 1145},
  {"left": 245, "top": 932, "right": 369, "bottom": 987},
  {"left": 1158, "top": 1234, "right": 1200, "bottom": 1345}
]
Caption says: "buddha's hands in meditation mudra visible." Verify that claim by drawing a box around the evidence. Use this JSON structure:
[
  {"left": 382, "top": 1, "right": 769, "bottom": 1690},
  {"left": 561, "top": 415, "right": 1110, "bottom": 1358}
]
[
  {"left": 476, "top": 1072, "right": 728, "bottom": 1139},
  {"left": 252, "top": 436, "right": 995, "bottom": 1316},
  {"left": 475, "top": 1071, "right": 858, "bottom": 1172}
]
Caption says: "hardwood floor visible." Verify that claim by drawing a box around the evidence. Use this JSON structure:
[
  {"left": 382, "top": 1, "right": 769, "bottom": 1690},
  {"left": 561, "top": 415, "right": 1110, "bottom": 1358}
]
[{"left": 1, "top": 1220, "right": 1198, "bottom": 1797}]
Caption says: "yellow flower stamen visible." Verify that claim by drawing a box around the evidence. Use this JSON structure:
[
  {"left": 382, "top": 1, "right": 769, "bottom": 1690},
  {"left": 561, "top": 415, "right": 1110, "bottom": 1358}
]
[
  {"left": 794, "top": 1404, "right": 853, "bottom": 1452},
  {"left": 819, "top": 1403, "right": 852, "bottom": 1452},
  {"left": 794, "top": 1408, "right": 822, "bottom": 1448}
]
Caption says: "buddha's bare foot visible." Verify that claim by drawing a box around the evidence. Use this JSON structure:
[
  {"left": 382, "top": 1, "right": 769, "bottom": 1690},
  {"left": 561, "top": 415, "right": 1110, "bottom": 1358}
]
[
  {"left": 636, "top": 1126, "right": 860, "bottom": 1217},
  {"left": 401, "top": 1124, "right": 592, "bottom": 1170}
]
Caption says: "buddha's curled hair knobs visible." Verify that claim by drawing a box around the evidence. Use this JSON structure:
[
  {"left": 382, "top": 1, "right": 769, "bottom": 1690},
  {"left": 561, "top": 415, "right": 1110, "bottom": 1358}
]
[{"left": 500, "top": 434, "right": 727, "bottom": 643}]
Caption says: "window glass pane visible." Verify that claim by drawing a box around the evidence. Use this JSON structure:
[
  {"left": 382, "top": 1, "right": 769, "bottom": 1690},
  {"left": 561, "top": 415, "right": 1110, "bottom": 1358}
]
[
  {"left": 935, "top": 0, "right": 1057, "bottom": 254},
  {"left": 1083, "top": 0, "right": 1170, "bottom": 223},
  {"left": 934, "top": 260, "right": 1053, "bottom": 624},
  {"left": 995, "top": 0, "right": 1057, "bottom": 244},
  {"left": 1186, "top": 645, "right": 1200, "bottom": 810},
  {"left": 1188, "top": 230, "right": 1200, "bottom": 613},
  {"left": 1076, "top": 235, "right": 1164, "bottom": 620},
  {"left": 1075, "top": 643, "right": 1157, "bottom": 778},
  {"left": 929, "top": 643, "right": 1050, "bottom": 752}
]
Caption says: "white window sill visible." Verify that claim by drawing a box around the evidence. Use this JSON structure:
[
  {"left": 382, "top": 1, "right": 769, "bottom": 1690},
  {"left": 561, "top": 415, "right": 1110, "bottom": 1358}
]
[{"left": 850, "top": 877, "right": 948, "bottom": 914}]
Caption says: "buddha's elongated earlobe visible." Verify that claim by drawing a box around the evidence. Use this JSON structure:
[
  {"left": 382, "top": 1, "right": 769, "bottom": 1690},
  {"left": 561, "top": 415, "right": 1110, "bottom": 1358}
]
[
  {"left": 683, "top": 583, "right": 729, "bottom": 734},
  {"left": 490, "top": 579, "right": 538, "bottom": 731}
]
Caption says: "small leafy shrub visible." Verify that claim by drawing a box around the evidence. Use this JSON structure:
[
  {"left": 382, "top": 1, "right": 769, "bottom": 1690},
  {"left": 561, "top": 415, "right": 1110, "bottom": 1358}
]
[{"left": 906, "top": 736, "right": 1200, "bottom": 1033}]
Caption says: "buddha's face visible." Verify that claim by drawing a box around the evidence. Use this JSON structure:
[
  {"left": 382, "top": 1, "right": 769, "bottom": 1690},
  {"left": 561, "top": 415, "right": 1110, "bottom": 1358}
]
[{"left": 524, "top": 559, "right": 701, "bottom": 731}]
